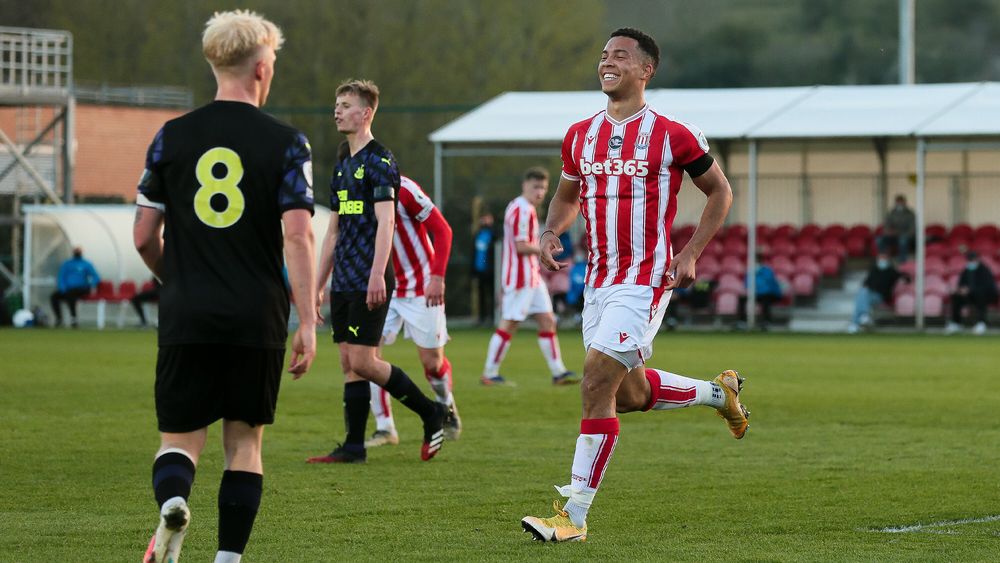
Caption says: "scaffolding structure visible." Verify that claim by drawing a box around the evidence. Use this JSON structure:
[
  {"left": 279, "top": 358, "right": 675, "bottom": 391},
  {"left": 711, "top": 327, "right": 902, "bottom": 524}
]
[{"left": 0, "top": 25, "right": 74, "bottom": 295}]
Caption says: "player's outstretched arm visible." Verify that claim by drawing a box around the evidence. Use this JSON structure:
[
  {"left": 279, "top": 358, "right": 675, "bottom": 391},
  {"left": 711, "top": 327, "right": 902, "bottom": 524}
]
[
  {"left": 540, "top": 176, "right": 582, "bottom": 271},
  {"left": 283, "top": 209, "right": 317, "bottom": 378},
  {"left": 666, "top": 162, "right": 732, "bottom": 289},
  {"left": 133, "top": 206, "right": 165, "bottom": 279},
  {"left": 422, "top": 207, "right": 452, "bottom": 307},
  {"left": 368, "top": 200, "right": 395, "bottom": 310}
]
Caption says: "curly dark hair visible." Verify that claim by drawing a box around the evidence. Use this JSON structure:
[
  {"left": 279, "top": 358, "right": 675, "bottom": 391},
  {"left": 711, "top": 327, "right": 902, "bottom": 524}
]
[{"left": 610, "top": 27, "right": 660, "bottom": 77}]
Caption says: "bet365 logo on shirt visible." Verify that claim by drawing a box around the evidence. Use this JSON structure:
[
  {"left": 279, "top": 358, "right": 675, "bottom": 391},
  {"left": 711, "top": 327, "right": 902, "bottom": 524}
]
[{"left": 579, "top": 158, "right": 649, "bottom": 177}]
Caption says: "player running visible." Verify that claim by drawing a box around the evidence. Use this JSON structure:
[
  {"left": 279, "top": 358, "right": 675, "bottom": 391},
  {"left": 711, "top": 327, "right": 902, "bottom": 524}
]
[
  {"left": 521, "top": 28, "right": 749, "bottom": 543},
  {"left": 308, "top": 80, "right": 445, "bottom": 464},
  {"left": 480, "top": 166, "right": 579, "bottom": 386},
  {"left": 366, "top": 175, "right": 461, "bottom": 447},
  {"left": 134, "top": 10, "right": 317, "bottom": 562}
]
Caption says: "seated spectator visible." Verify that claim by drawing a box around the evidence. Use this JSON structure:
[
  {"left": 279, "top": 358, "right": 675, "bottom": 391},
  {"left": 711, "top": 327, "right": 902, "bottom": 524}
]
[
  {"left": 946, "top": 251, "right": 998, "bottom": 335},
  {"left": 49, "top": 246, "right": 100, "bottom": 328},
  {"left": 131, "top": 278, "right": 161, "bottom": 327},
  {"left": 877, "top": 194, "right": 916, "bottom": 262},
  {"left": 737, "top": 254, "right": 783, "bottom": 329},
  {"left": 848, "top": 252, "right": 903, "bottom": 334}
]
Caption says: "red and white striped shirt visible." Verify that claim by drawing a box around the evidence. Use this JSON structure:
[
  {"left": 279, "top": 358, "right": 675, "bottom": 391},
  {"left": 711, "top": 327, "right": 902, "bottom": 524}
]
[
  {"left": 391, "top": 176, "right": 436, "bottom": 298},
  {"left": 501, "top": 195, "right": 542, "bottom": 291},
  {"left": 561, "top": 105, "right": 709, "bottom": 288}
]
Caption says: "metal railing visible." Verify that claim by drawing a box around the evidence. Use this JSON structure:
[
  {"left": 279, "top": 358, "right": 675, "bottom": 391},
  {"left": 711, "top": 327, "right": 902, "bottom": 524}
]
[{"left": 0, "top": 26, "right": 73, "bottom": 96}]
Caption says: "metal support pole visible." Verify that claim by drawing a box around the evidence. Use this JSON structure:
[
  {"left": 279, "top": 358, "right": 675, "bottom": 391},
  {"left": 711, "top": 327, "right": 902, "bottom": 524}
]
[
  {"left": 22, "top": 211, "right": 33, "bottom": 310},
  {"left": 433, "top": 142, "right": 443, "bottom": 211},
  {"left": 915, "top": 138, "right": 926, "bottom": 330},
  {"left": 899, "top": 0, "right": 915, "bottom": 84},
  {"left": 63, "top": 96, "right": 75, "bottom": 202},
  {"left": 747, "top": 141, "right": 758, "bottom": 329}
]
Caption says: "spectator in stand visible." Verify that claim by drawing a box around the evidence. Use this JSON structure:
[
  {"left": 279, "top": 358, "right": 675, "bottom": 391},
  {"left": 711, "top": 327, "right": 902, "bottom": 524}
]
[
  {"left": 877, "top": 194, "right": 916, "bottom": 262},
  {"left": 131, "top": 277, "right": 161, "bottom": 327},
  {"left": 471, "top": 212, "right": 496, "bottom": 325},
  {"left": 946, "top": 251, "right": 998, "bottom": 335},
  {"left": 847, "top": 252, "right": 904, "bottom": 334},
  {"left": 50, "top": 246, "right": 100, "bottom": 328},
  {"left": 737, "top": 253, "right": 783, "bottom": 330}
]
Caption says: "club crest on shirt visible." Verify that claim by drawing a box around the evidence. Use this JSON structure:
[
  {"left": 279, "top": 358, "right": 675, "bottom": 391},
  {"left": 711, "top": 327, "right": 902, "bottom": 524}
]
[
  {"left": 608, "top": 135, "right": 624, "bottom": 150},
  {"left": 636, "top": 134, "right": 650, "bottom": 150}
]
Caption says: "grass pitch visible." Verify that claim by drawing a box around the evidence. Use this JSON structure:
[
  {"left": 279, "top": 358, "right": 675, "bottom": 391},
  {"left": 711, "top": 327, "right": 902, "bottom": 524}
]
[{"left": 1, "top": 327, "right": 998, "bottom": 562}]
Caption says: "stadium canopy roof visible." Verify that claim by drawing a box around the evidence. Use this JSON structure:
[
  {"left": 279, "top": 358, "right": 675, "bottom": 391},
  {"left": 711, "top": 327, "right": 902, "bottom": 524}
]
[
  {"left": 20, "top": 204, "right": 332, "bottom": 312},
  {"left": 429, "top": 82, "right": 1000, "bottom": 144},
  {"left": 429, "top": 81, "right": 1000, "bottom": 331}
]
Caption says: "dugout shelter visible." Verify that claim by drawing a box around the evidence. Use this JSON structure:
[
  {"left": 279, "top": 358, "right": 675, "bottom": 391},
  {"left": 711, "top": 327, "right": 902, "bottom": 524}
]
[{"left": 429, "top": 82, "right": 1000, "bottom": 329}]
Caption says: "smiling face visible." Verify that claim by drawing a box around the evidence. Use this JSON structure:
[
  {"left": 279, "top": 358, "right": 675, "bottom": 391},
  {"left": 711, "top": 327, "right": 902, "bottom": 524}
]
[
  {"left": 598, "top": 35, "right": 653, "bottom": 99},
  {"left": 334, "top": 92, "right": 371, "bottom": 135}
]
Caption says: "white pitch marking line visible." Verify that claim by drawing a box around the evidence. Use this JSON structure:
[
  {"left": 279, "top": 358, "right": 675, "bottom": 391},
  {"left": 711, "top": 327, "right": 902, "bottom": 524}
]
[{"left": 867, "top": 514, "right": 1000, "bottom": 534}]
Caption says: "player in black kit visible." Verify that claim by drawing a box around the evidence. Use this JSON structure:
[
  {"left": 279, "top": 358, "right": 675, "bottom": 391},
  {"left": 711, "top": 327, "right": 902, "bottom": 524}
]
[
  {"left": 133, "top": 10, "right": 317, "bottom": 563},
  {"left": 307, "top": 79, "right": 445, "bottom": 464}
]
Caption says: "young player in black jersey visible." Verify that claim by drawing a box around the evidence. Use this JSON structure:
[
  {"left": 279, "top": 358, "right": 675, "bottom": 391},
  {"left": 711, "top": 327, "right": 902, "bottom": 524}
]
[
  {"left": 307, "top": 79, "right": 445, "bottom": 464},
  {"left": 133, "top": 10, "right": 317, "bottom": 563}
]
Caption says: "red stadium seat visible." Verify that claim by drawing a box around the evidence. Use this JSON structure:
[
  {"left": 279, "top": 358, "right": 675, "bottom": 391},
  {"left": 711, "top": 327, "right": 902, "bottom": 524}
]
[
  {"left": 924, "top": 275, "right": 950, "bottom": 298},
  {"left": 973, "top": 224, "right": 1000, "bottom": 241},
  {"left": 141, "top": 280, "right": 157, "bottom": 293},
  {"left": 894, "top": 292, "right": 915, "bottom": 316},
  {"left": 796, "top": 237, "right": 822, "bottom": 258},
  {"left": 897, "top": 260, "right": 916, "bottom": 278},
  {"left": 117, "top": 281, "right": 138, "bottom": 300},
  {"left": 791, "top": 273, "right": 816, "bottom": 297},
  {"left": 716, "top": 274, "right": 745, "bottom": 295},
  {"left": 715, "top": 291, "right": 740, "bottom": 315},
  {"left": 924, "top": 294, "right": 945, "bottom": 317},
  {"left": 845, "top": 235, "right": 869, "bottom": 258},
  {"left": 675, "top": 224, "right": 697, "bottom": 239},
  {"left": 719, "top": 255, "right": 747, "bottom": 277},
  {"left": 773, "top": 223, "right": 797, "bottom": 240},
  {"left": 793, "top": 255, "right": 821, "bottom": 280},
  {"left": 821, "top": 224, "right": 848, "bottom": 241},
  {"left": 971, "top": 239, "right": 997, "bottom": 258},
  {"left": 924, "top": 256, "right": 947, "bottom": 277},
  {"left": 926, "top": 243, "right": 950, "bottom": 258},
  {"left": 756, "top": 224, "right": 774, "bottom": 242},
  {"left": 847, "top": 224, "right": 873, "bottom": 241},
  {"left": 703, "top": 239, "right": 724, "bottom": 258},
  {"left": 725, "top": 224, "right": 748, "bottom": 239},
  {"left": 946, "top": 254, "right": 967, "bottom": 273},
  {"left": 769, "top": 238, "right": 796, "bottom": 257},
  {"left": 950, "top": 223, "right": 974, "bottom": 240},
  {"left": 818, "top": 254, "right": 841, "bottom": 277},
  {"left": 894, "top": 281, "right": 914, "bottom": 300},
  {"left": 769, "top": 254, "right": 795, "bottom": 275},
  {"left": 722, "top": 238, "right": 748, "bottom": 257},
  {"left": 799, "top": 224, "right": 822, "bottom": 240},
  {"left": 925, "top": 223, "right": 947, "bottom": 240}
]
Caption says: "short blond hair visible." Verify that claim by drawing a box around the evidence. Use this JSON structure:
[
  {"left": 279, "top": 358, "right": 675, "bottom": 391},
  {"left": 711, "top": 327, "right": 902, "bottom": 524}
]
[
  {"left": 336, "top": 79, "right": 380, "bottom": 111},
  {"left": 202, "top": 10, "right": 284, "bottom": 69}
]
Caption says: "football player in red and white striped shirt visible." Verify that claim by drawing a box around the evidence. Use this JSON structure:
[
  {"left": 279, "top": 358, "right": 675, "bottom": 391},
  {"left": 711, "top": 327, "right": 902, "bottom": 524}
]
[
  {"left": 366, "top": 175, "right": 461, "bottom": 447},
  {"left": 481, "top": 166, "right": 578, "bottom": 386},
  {"left": 521, "top": 28, "right": 750, "bottom": 543}
]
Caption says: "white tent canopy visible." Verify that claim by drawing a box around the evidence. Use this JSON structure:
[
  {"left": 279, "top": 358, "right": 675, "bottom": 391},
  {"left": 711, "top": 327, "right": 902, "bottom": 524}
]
[
  {"left": 22, "top": 204, "right": 332, "bottom": 312},
  {"left": 430, "top": 82, "right": 999, "bottom": 144},
  {"left": 429, "top": 82, "right": 1000, "bottom": 330}
]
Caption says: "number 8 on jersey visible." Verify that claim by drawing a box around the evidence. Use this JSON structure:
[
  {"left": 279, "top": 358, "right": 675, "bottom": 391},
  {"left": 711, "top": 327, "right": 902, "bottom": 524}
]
[{"left": 194, "top": 147, "right": 245, "bottom": 228}]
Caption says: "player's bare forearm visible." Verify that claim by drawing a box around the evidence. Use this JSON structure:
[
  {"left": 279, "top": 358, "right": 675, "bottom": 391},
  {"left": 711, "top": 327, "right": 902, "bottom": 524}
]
[
  {"left": 133, "top": 206, "right": 165, "bottom": 279},
  {"left": 543, "top": 176, "right": 583, "bottom": 235},
  {"left": 539, "top": 177, "right": 582, "bottom": 271},
  {"left": 516, "top": 241, "right": 541, "bottom": 256},
  {"left": 371, "top": 202, "right": 395, "bottom": 282},
  {"left": 283, "top": 211, "right": 317, "bottom": 328},
  {"left": 684, "top": 162, "right": 732, "bottom": 259}
]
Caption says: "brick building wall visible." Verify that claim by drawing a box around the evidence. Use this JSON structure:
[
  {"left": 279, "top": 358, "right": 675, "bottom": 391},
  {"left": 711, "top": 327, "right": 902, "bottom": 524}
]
[{"left": 0, "top": 104, "right": 185, "bottom": 201}]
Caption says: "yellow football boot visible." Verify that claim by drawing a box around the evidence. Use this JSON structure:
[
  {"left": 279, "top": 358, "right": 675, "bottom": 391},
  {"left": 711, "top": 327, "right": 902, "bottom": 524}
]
[
  {"left": 521, "top": 500, "right": 587, "bottom": 542},
  {"left": 714, "top": 369, "right": 750, "bottom": 439}
]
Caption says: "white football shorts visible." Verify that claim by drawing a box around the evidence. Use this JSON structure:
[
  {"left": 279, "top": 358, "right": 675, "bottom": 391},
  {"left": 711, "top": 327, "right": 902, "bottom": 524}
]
[
  {"left": 581, "top": 284, "right": 672, "bottom": 364},
  {"left": 382, "top": 296, "right": 449, "bottom": 349},
  {"left": 500, "top": 284, "right": 553, "bottom": 322}
]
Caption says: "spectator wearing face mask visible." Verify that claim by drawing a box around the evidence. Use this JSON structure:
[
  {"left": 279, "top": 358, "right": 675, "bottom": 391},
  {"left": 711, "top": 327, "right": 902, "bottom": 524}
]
[
  {"left": 946, "top": 251, "right": 998, "bottom": 335},
  {"left": 848, "top": 252, "right": 904, "bottom": 333}
]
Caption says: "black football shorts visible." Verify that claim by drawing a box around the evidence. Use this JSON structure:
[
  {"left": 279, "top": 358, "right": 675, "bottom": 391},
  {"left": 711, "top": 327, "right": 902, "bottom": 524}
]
[
  {"left": 330, "top": 291, "right": 390, "bottom": 346},
  {"left": 155, "top": 343, "right": 285, "bottom": 433}
]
